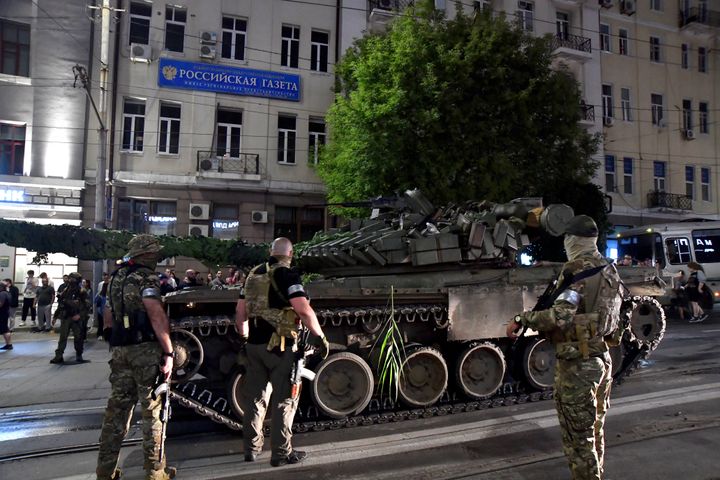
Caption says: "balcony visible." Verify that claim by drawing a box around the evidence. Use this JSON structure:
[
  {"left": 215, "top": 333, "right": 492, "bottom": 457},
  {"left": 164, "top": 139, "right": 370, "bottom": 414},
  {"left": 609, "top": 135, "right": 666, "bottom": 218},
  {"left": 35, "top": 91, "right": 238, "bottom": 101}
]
[
  {"left": 368, "top": 0, "right": 415, "bottom": 32},
  {"left": 679, "top": 7, "right": 720, "bottom": 35},
  {"left": 579, "top": 102, "right": 595, "bottom": 126},
  {"left": 550, "top": 33, "right": 593, "bottom": 63},
  {"left": 196, "top": 151, "right": 262, "bottom": 182},
  {"left": 647, "top": 191, "right": 692, "bottom": 211}
]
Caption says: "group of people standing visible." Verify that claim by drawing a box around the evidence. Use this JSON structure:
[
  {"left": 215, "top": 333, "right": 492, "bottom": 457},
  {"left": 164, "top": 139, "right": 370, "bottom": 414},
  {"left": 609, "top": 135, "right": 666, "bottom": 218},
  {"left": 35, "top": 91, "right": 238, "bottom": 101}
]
[{"left": 671, "top": 262, "right": 710, "bottom": 323}]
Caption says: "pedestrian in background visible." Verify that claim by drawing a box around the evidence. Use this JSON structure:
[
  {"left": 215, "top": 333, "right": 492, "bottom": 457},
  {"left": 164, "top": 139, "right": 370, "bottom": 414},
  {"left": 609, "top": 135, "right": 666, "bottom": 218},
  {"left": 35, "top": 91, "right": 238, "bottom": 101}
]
[
  {"left": 508, "top": 215, "right": 623, "bottom": 480},
  {"left": 95, "top": 281, "right": 109, "bottom": 339},
  {"left": 20, "top": 269, "right": 38, "bottom": 327},
  {"left": 50, "top": 272, "right": 91, "bottom": 364},
  {"left": 165, "top": 269, "right": 178, "bottom": 290},
  {"left": 687, "top": 262, "right": 708, "bottom": 323},
  {"left": 0, "top": 282, "right": 12, "bottom": 350},
  {"left": 3, "top": 279, "right": 19, "bottom": 331},
  {"left": 34, "top": 276, "right": 55, "bottom": 332}
]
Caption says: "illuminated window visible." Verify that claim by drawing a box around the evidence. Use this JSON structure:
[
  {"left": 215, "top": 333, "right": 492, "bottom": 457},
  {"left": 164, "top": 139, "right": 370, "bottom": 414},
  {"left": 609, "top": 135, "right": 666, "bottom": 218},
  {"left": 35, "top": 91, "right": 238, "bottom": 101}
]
[
  {"left": 212, "top": 204, "right": 239, "bottom": 240},
  {"left": 129, "top": 2, "right": 151, "bottom": 45},
  {"left": 216, "top": 109, "right": 242, "bottom": 158},
  {"left": 0, "top": 123, "right": 25, "bottom": 175},
  {"left": 277, "top": 115, "right": 296, "bottom": 164},
  {"left": 281, "top": 25, "right": 300, "bottom": 68},
  {"left": 311, "top": 30, "right": 329, "bottom": 72},
  {"left": 117, "top": 199, "right": 176, "bottom": 235},
  {"left": 221, "top": 16, "right": 246, "bottom": 61},
  {"left": 165, "top": 5, "right": 186, "bottom": 52},
  {"left": 122, "top": 98, "right": 145, "bottom": 152},
  {"left": 308, "top": 118, "right": 326, "bottom": 165},
  {"left": 0, "top": 20, "right": 30, "bottom": 77},
  {"left": 158, "top": 102, "right": 181, "bottom": 154}
]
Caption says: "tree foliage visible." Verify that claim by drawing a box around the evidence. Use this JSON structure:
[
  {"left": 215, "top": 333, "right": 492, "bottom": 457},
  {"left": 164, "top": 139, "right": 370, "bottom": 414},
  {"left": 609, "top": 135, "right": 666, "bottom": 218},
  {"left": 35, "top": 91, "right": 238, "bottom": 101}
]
[{"left": 318, "top": 2, "right": 600, "bottom": 209}]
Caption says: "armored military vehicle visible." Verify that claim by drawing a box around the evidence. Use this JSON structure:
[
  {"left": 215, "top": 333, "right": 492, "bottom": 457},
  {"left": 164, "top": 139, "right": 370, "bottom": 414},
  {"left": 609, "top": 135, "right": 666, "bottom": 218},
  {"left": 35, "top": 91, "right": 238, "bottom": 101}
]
[{"left": 166, "top": 190, "right": 665, "bottom": 431}]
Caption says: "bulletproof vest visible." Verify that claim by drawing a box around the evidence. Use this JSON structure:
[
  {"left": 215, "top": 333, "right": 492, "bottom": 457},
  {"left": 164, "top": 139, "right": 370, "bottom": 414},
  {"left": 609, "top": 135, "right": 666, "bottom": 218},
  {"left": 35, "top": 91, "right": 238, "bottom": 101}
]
[
  {"left": 581, "top": 263, "right": 623, "bottom": 338},
  {"left": 244, "top": 262, "right": 299, "bottom": 351},
  {"left": 107, "top": 263, "right": 157, "bottom": 347}
]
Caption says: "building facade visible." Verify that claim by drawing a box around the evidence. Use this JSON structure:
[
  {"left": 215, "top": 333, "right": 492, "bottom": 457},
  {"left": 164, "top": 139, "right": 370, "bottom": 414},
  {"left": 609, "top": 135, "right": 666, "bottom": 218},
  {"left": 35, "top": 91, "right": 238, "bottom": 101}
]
[
  {"left": 0, "top": 0, "right": 92, "bottom": 284},
  {"left": 599, "top": 0, "right": 719, "bottom": 226}
]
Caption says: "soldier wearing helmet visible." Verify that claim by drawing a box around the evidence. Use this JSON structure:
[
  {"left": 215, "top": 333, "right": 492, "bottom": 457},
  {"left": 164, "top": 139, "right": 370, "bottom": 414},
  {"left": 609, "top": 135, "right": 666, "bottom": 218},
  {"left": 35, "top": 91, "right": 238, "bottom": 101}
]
[
  {"left": 96, "top": 234, "right": 176, "bottom": 480},
  {"left": 50, "top": 272, "right": 91, "bottom": 364},
  {"left": 507, "top": 215, "right": 623, "bottom": 480}
]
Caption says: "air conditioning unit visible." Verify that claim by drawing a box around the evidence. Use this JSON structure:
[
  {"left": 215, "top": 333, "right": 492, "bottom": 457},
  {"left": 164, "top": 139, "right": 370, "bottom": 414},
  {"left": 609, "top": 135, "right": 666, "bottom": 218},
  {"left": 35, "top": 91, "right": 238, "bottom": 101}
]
[
  {"left": 200, "top": 45, "right": 216, "bottom": 59},
  {"left": 251, "top": 210, "right": 268, "bottom": 224},
  {"left": 621, "top": 0, "right": 636, "bottom": 14},
  {"left": 189, "top": 202, "right": 210, "bottom": 220},
  {"left": 188, "top": 224, "right": 209, "bottom": 237},
  {"left": 603, "top": 117, "right": 615, "bottom": 127},
  {"left": 599, "top": 0, "right": 613, "bottom": 8},
  {"left": 684, "top": 129, "right": 696, "bottom": 140},
  {"left": 200, "top": 31, "right": 217, "bottom": 44},
  {"left": 130, "top": 43, "right": 152, "bottom": 63}
]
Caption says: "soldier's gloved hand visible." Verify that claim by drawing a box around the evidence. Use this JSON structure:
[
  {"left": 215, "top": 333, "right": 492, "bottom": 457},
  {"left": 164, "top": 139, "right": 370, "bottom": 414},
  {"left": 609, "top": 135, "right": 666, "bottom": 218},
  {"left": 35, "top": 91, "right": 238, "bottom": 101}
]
[{"left": 319, "top": 335, "right": 330, "bottom": 360}]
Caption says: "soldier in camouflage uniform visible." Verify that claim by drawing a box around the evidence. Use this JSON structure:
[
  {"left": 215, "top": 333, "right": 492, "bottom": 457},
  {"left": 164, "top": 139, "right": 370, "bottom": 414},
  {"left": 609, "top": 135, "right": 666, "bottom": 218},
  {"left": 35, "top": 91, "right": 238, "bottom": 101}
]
[
  {"left": 507, "top": 215, "right": 623, "bottom": 480},
  {"left": 96, "top": 235, "right": 176, "bottom": 480},
  {"left": 50, "top": 272, "right": 92, "bottom": 364}
]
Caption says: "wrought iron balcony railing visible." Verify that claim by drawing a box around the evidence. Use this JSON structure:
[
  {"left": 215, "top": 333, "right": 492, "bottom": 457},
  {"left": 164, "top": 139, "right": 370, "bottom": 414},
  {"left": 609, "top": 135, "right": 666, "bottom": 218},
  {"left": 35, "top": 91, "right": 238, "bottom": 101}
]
[
  {"left": 679, "top": 7, "right": 720, "bottom": 28},
  {"left": 368, "top": 0, "right": 415, "bottom": 12},
  {"left": 647, "top": 191, "right": 692, "bottom": 210},
  {"left": 550, "top": 33, "right": 592, "bottom": 54},
  {"left": 580, "top": 103, "right": 595, "bottom": 122},
  {"left": 196, "top": 151, "right": 260, "bottom": 176}
]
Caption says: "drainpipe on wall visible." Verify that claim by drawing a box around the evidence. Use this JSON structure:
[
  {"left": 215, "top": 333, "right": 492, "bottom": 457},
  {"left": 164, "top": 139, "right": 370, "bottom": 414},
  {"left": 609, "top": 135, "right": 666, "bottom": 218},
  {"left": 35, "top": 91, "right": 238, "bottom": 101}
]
[{"left": 108, "top": 0, "right": 123, "bottom": 229}]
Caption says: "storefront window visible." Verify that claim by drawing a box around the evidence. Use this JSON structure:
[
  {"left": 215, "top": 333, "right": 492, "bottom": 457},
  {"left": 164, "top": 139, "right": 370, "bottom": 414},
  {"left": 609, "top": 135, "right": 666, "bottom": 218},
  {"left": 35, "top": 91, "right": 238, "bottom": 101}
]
[
  {"left": 118, "top": 199, "right": 176, "bottom": 235},
  {"left": 212, "top": 204, "right": 239, "bottom": 240}
]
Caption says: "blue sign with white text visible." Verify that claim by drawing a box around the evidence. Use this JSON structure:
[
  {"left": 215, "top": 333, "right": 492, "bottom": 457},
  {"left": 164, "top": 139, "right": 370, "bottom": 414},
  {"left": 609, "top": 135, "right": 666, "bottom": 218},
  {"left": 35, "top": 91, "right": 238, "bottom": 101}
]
[{"left": 157, "top": 58, "right": 301, "bottom": 101}]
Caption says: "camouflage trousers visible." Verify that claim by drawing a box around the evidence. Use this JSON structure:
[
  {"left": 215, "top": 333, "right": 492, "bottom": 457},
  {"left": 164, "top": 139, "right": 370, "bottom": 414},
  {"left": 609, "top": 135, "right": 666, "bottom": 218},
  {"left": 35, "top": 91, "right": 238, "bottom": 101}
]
[
  {"left": 554, "top": 352, "right": 612, "bottom": 480},
  {"left": 96, "top": 342, "right": 170, "bottom": 480},
  {"left": 242, "top": 343, "right": 299, "bottom": 461},
  {"left": 55, "top": 316, "right": 86, "bottom": 357}
]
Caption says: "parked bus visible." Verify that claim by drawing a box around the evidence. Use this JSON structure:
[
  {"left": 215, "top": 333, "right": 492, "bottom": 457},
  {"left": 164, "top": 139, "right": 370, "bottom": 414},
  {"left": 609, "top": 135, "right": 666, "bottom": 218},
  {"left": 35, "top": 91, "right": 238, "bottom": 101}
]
[{"left": 614, "top": 221, "right": 720, "bottom": 303}]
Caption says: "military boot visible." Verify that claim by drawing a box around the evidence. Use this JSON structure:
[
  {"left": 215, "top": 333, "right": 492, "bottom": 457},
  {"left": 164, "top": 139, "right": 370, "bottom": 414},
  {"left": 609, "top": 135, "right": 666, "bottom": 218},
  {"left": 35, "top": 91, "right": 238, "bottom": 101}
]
[
  {"left": 49, "top": 355, "right": 64, "bottom": 364},
  {"left": 76, "top": 354, "right": 89, "bottom": 363}
]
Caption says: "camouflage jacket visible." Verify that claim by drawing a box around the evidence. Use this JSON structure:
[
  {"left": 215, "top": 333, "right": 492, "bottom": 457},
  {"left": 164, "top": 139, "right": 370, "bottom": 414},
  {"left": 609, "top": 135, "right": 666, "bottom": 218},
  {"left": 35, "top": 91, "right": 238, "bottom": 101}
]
[
  {"left": 57, "top": 286, "right": 91, "bottom": 319},
  {"left": 107, "top": 263, "right": 161, "bottom": 320}
]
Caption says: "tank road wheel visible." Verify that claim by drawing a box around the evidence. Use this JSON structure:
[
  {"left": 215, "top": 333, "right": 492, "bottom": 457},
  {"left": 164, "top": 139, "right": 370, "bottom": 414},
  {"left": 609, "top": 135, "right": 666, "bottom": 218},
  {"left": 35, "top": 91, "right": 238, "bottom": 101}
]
[
  {"left": 629, "top": 296, "right": 666, "bottom": 353},
  {"left": 170, "top": 329, "right": 204, "bottom": 384},
  {"left": 312, "top": 352, "right": 374, "bottom": 419},
  {"left": 522, "top": 338, "right": 555, "bottom": 390},
  {"left": 399, "top": 347, "right": 448, "bottom": 408},
  {"left": 228, "top": 369, "right": 245, "bottom": 419},
  {"left": 456, "top": 342, "right": 506, "bottom": 399}
]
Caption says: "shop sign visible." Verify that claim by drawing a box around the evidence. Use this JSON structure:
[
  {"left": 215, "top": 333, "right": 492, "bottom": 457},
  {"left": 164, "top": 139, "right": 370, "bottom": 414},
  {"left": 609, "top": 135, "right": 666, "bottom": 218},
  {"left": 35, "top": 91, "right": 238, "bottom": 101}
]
[{"left": 0, "top": 188, "right": 25, "bottom": 203}]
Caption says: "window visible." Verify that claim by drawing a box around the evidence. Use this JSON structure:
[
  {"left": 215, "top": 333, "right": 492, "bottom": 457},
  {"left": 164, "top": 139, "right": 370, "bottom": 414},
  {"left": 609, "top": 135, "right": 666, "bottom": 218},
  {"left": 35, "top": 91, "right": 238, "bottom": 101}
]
[
  {"left": 516, "top": 1, "right": 534, "bottom": 32},
  {"left": 0, "top": 123, "right": 25, "bottom": 175},
  {"left": 666, "top": 237, "right": 692, "bottom": 264},
  {"left": 623, "top": 157, "right": 633, "bottom": 194},
  {"left": 308, "top": 118, "right": 326, "bottom": 164},
  {"left": 686, "top": 166, "right": 695, "bottom": 200},
  {"left": 682, "top": 99, "right": 692, "bottom": 132},
  {"left": 681, "top": 43, "right": 689, "bottom": 69},
  {"left": 165, "top": 5, "right": 186, "bottom": 52},
  {"left": 699, "top": 102, "right": 709, "bottom": 134},
  {"left": 692, "top": 229, "right": 720, "bottom": 263},
  {"left": 273, "top": 206, "right": 324, "bottom": 243},
  {"left": 277, "top": 115, "right": 296, "bottom": 164},
  {"left": 0, "top": 20, "right": 30, "bottom": 77},
  {"left": 649, "top": 36, "right": 661, "bottom": 62},
  {"left": 221, "top": 16, "right": 247, "bottom": 61},
  {"left": 621, "top": 88, "right": 632, "bottom": 122},
  {"left": 651, "top": 94, "right": 664, "bottom": 126},
  {"left": 122, "top": 98, "right": 145, "bottom": 152},
  {"left": 650, "top": 0, "right": 662, "bottom": 11},
  {"left": 701, "top": 168, "right": 710, "bottom": 202},
  {"left": 618, "top": 29, "right": 628, "bottom": 55},
  {"left": 281, "top": 25, "right": 300, "bottom": 68},
  {"left": 129, "top": 2, "right": 151, "bottom": 45},
  {"left": 698, "top": 47, "right": 707, "bottom": 73},
  {"left": 600, "top": 24, "right": 611, "bottom": 52},
  {"left": 602, "top": 84, "right": 613, "bottom": 121},
  {"left": 216, "top": 109, "right": 242, "bottom": 158},
  {"left": 605, "top": 155, "right": 616, "bottom": 192},
  {"left": 310, "top": 30, "right": 329, "bottom": 72},
  {"left": 117, "top": 199, "right": 176, "bottom": 235},
  {"left": 158, "top": 102, "right": 181, "bottom": 154},
  {"left": 212, "top": 204, "right": 239, "bottom": 240},
  {"left": 556, "top": 12, "right": 569, "bottom": 40},
  {"left": 653, "top": 161, "right": 666, "bottom": 191}
]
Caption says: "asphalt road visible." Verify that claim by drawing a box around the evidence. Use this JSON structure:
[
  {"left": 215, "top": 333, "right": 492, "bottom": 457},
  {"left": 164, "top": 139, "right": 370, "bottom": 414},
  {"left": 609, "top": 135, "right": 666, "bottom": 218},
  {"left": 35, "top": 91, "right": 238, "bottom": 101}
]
[{"left": 1, "top": 314, "right": 718, "bottom": 480}]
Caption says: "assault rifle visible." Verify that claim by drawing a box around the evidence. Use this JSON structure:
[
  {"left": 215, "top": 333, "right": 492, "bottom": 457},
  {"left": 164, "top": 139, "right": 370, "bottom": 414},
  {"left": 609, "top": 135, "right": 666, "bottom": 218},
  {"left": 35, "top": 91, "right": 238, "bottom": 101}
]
[
  {"left": 290, "top": 329, "right": 317, "bottom": 398},
  {"left": 152, "top": 376, "right": 172, "bottom": 464}
]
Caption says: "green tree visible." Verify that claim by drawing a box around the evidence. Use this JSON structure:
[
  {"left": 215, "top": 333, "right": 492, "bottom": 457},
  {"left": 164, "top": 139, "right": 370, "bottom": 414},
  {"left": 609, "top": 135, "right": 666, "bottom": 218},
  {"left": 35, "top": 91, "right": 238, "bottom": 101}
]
[{"left": 318, "top": 2, "right": 599, "bottom": 209}]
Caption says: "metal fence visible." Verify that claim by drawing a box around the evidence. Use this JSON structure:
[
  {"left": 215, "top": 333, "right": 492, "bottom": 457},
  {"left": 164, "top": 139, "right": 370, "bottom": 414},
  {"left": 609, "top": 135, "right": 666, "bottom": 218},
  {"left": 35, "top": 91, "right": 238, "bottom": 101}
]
[
  {"left": 679, "top": 7, "right": 720, "bottom": 28},
  {"left": 550, "top": 33, "right": 592, "bottom": 54},
  {"left": 647, "top": 191, "right": 693, "bottom": 211},
  {"left": 196, "top": 151, "right": 260, "bottom": 175}
]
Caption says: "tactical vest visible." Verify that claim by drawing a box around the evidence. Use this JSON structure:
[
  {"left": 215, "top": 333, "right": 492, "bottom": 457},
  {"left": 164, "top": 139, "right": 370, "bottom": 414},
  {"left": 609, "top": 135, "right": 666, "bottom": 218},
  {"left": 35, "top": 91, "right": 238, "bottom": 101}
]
[
  {"left": 107, "top": 263, "right": 157, "bottom": 347},
  {"left": 244, "top": 262, "right": 299, "bottom": 352},
  {"left": 556, "top": 262, "right": 623, "bottom": 360}
]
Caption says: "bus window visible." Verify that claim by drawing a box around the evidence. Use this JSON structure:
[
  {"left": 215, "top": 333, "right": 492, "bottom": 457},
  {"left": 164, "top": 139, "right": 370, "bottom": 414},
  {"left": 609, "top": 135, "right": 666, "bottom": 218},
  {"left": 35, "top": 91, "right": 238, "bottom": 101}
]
[
  {"left": 692, "top": 229, "right": 720, "bottom": 263},
  {"left": 665, "top": 237, "right": 691, "bottom": 264},
  {"left": 618, "top": 233, "right": 662, "bottom": 264}
]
